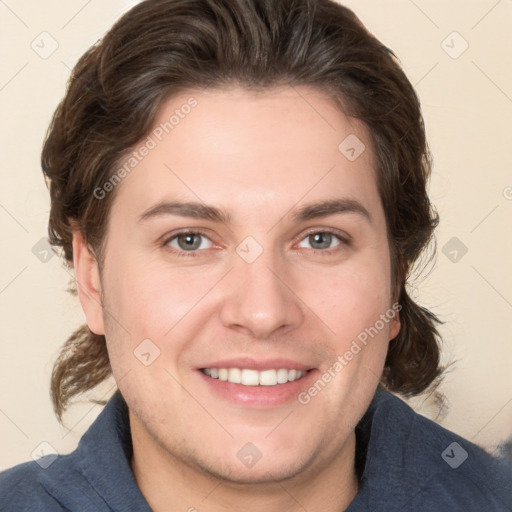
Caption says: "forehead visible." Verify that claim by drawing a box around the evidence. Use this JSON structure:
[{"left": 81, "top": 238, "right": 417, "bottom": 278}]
[{"left": 109, "top": 86, "right": 383, "bottom": 227}]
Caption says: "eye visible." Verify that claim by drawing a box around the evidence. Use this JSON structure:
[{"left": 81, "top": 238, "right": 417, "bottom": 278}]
[
  {"left": 165, "top": 231, "right": 213, "bottom": 252},
  {"left": 297, "top": 231, "right": 345, "bottom": 251}
]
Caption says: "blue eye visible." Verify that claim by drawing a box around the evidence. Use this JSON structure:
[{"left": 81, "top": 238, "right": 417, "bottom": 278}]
[
  {"left": 166, "top": 232, "right": 213, "bottom": 252},
  {"left": 162, "top": 228, "right": 348, "bottom": 258},
  {"left": 298, "top": 231, "right": 343, "bottom": 251}
]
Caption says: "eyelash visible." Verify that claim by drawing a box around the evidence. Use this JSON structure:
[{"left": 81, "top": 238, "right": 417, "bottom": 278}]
[
  {"left": 162, "top": 229, "right": 213, "bottom": 258},
  {"left": 161, "top": 228, "right": 351, "bottom": 258}
]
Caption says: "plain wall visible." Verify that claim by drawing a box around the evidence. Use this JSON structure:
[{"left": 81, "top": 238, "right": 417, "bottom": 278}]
[{"left": 1, "top": 0, "right": 511, "bottom": 469}]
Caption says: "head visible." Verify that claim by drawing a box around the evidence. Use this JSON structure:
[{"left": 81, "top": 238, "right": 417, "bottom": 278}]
[{"left": 44, "top": 0, "right": 442, "bottom": 484}]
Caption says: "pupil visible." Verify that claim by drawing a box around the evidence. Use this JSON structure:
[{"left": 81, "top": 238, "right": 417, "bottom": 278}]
[
  {"left": 178, "top": 234, "right": 200, "bottom": 250},
  {"left": 310, "top": 232, "right": 331, "bottom": 249}
]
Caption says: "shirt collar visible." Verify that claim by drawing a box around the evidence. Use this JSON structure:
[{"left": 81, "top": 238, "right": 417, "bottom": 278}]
[
  {"left": 347, "top": 386, "right": 415, "bottom": 510},
  {"left": 77, "top": 390, "right": 152, "bottom": 511},
  {"left": 41, "top": 386, "right": 417, "bottom": 511},
  {"left": 41, "top": 390, "right": 152, "bottom": 511}
]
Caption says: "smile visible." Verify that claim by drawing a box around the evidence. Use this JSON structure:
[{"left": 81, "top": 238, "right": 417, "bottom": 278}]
[{"left": 201, "top": 368, "right": 308, "bottom": 386}]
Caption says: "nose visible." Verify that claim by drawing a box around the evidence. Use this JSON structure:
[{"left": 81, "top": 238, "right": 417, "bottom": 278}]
[{"left": 218, "top": 249, "right": 304, "bottom": 339}]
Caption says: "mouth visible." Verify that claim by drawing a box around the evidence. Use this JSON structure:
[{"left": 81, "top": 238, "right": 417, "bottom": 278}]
[
  {"left": 200, "top": 367, "right": 309, "bottom": 386},
  {"left": 196, "top": 359, "right": 317, "bottom": 408}
]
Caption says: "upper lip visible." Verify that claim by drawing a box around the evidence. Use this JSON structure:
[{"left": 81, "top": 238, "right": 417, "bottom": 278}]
[{"left": 198, "top": 357, "right": 313, "bottom": 372}]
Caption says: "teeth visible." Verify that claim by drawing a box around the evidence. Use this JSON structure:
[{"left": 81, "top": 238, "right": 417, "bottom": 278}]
[
  {"left": 241, "top": 369, "right": 259, "bottom": 386},
  {"left": 259, "top": 369, "right": 277, "bottom": 386},
  {"left": 201, "top": 368, "right": 306, "bottom": 386},
  {"left": 228, "top": 368, "right": 241, "bottom": 384},
  {"left": 276, "top": 368, "right": 289, "bottom": 384}
]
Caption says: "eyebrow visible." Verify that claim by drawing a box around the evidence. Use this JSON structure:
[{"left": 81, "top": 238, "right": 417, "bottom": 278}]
[
  {"left": 138, "top": 201, "right": 231, "bottom": 224},
  {"left": 292, "top": 198, "right": 372, "bottom": 224},
  {"left": 137, "top": 198, "right": 372, "bottom": 225}
]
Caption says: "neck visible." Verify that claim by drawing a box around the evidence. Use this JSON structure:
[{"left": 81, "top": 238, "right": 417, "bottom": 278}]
[{"left": 130, "top": 413, "right": 359, "bottom": 512}]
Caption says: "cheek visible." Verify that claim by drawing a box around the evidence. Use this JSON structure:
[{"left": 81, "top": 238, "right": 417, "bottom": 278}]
[
  {"left": 320, "top": 269, "right": 388, "bottom": 305},
  {"left": 101, "top": 261, "right": 189, "bottom": 397},
  {"left": 301, "top": 252, "right": 393, "bottom": 345},
  {"left": 103, "top": 254, "right": 196, "bottom": 338}
]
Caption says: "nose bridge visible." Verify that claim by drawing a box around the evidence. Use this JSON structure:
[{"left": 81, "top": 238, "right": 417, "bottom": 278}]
[{"left": 219, "top": 244, "right": 303, "bottom": 338}]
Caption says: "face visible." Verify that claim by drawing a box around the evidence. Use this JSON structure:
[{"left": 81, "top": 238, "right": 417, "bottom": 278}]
[{"left": 76, "top": 86, "right": 400, "bottom": 484}]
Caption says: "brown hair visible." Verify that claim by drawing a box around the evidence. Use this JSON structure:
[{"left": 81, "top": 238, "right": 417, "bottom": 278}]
[{"left": 44, "top": 0, "right": 444, "bottom": 421}]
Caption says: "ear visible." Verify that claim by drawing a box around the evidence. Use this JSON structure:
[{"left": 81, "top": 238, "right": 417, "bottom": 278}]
[
  {"left": 389, "top": 254, "right": 404, "bottom": 341},
  {"left": 71, "top": 229, "right": 105, "bottom": 335},
  {"left": 388, "top": 306, "right": 401, "bottom": 341}
]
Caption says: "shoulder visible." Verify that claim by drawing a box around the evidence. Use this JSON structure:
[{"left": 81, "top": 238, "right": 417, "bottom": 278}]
[
  {"left": 0, "top": 391, "right": 142, "bottom": 511},
  {"left": 372, "top": 389, "right": 512, "bottom": 510},
  {"left": 0, "top": 453, "right": 97, "bottom": 511},
  {"left": 0, "top": 457, "right": 65, "bottom": 511}
]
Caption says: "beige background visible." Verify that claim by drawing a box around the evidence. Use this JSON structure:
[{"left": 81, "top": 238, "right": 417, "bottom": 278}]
[{"left": 1, "top": 0, "right": 511, "bottom": 469}]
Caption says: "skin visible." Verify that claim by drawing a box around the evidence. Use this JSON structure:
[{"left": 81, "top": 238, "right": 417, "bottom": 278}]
[{"left": 73, "top": 86, "right": 401, "bottom": 512}]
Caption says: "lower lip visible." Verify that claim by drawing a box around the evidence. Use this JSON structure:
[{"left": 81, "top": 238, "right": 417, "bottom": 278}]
[{"left": 197, "top": 370, "right": 318, "bottom": 408}]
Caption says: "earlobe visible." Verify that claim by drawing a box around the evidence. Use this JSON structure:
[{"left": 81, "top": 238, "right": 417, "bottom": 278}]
[
  {"left": 71, "top": 229, "right": 105, "bottom": 335},
  {"left": 390, "top": 255, "right": 405, "bottom": 341},
  {"left": 389, "top": 312, "right": 401, "bottom": 341}
]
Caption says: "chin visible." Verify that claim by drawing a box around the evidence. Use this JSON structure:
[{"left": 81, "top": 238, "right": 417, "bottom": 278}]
[{"left": 202, "top": 457, "right": 311, "bottom": 486}]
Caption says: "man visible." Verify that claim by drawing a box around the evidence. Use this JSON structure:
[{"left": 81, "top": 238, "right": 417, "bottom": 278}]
[{"left": 1, "top": 0, "right": 510, "bottom": 510}]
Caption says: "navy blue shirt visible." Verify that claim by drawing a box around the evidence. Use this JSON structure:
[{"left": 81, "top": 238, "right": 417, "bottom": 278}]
[{"left": 1, "top": 387, "right": 511, "bottom": 511}]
